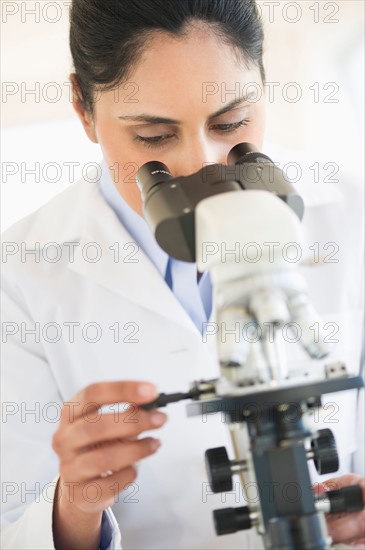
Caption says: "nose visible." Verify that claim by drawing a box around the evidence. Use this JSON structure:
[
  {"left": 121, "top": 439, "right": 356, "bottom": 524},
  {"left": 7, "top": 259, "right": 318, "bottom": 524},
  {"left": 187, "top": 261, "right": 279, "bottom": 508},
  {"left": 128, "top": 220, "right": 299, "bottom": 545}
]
[{"left": 173, "top": 135, "right": 227, "bottom": 177}]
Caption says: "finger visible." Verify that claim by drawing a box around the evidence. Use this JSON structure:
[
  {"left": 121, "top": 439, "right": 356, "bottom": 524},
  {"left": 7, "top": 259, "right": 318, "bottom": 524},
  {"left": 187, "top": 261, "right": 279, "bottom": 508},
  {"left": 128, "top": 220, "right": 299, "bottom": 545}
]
[
  {"left": 312, "top": 482, "right": 328, "bottom": 497},
  {"left": 321, "top": 474, "right": 365, "bottom": 495},
  {"left": 59, "top": 381, "right": 159, "bottom": 428},
  {"left": 57, "top": 466, "right": 139, "bottom": 514},
  {"left": 63, "top": 437, "right": 161, "bottom": 483},
  {"left": 327, "top": 510, "right": 365, "bottom": 543},
  {"left": 54, "top": 409, "right": 167, "bottom": 459},
  {"left": 349, "top": 539, "right": 365, "bottom": 548},
  {"left": 98, "top": 466, "right": 141, "bottom": 509}
]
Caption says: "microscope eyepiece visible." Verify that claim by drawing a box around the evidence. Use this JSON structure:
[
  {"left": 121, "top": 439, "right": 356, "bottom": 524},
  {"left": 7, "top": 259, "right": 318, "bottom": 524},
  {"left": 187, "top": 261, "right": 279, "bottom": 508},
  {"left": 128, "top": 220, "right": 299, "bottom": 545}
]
[
  {"left": 228, "top": 142, "right": 273, "bottom": 166},
  {"left": 136, "top": 161, "right": 173, "bottom": 200}
]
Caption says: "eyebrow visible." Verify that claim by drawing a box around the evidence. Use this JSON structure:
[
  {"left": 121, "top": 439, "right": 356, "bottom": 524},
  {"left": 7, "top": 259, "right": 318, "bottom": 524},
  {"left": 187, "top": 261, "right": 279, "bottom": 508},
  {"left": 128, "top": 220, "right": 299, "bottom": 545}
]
[{"left": 118, "top": 92, "right": 254, "bottom": 124}]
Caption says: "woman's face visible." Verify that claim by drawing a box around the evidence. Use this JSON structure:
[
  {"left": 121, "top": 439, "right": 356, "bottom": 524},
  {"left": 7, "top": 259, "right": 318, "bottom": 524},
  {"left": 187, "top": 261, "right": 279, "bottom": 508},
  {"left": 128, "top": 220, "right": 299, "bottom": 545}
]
[{"left": 72, "top": 25, "right": 266, "bottom": 216}]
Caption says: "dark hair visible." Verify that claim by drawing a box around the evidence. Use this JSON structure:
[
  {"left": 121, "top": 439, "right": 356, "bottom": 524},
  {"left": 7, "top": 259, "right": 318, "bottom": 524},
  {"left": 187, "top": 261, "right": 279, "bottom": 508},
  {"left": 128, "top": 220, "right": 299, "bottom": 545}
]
[{"left": 70, "top": 0, "right": 265, "bottom": 115}]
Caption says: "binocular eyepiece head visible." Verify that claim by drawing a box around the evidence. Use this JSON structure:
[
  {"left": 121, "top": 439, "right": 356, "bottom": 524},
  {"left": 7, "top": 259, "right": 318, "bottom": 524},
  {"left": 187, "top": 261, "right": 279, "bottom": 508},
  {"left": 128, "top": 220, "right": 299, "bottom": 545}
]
[
  {"left": 135, "top": 143, "right": 304, "bottom": 261},
  {"left": 136, "top": 143, "right": 269, "bottom": 200}
]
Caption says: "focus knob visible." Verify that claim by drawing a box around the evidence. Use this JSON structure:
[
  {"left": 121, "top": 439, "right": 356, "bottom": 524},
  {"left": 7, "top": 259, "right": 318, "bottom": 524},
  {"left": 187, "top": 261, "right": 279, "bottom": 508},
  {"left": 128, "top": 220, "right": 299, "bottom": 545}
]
[
  {"left": 311, "top": 429, "right": 339, "bottom": 474},
  {"left": 205, "top": 447, "right": 233, "bottom": 493},
  {"left": 213, "top": 506, "right": 252, "bottom": 535},
  {"left": 316, "top": 484, "right": 364, "bottom": 514},
  {"left": 326, "top": 485, "right": 364, "bottom": 514}
]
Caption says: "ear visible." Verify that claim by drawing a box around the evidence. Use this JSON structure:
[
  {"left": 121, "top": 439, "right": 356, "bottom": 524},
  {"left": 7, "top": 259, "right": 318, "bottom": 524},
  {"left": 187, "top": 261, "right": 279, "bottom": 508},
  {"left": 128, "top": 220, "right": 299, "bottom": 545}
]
[{"left": 70, "top": 73, "right": 98, "bottom": 144}]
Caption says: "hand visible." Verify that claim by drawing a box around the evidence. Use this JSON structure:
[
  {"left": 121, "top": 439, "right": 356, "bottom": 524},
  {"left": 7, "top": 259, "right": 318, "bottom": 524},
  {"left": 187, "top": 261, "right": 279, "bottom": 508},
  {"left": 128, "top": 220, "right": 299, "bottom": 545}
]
[
  {"left": 315, "top": 474, "right": 365, "bottom": 547},
  {"left": 51, "top": 381, "right": 166, "bottom": 549}
]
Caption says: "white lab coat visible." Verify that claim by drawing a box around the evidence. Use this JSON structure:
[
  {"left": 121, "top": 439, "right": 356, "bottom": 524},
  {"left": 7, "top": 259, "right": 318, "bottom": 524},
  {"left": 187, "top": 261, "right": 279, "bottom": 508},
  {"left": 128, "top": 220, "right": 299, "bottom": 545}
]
[{"left": 1, "top": 153, "right": 364, "bottom": 550}]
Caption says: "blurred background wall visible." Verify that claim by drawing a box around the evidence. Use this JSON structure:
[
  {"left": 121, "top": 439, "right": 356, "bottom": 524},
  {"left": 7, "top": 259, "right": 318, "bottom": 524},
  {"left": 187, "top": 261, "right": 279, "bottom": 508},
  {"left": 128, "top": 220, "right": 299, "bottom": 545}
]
[{"left": 1, "top": 0, "right": 364, "bottom": 230}]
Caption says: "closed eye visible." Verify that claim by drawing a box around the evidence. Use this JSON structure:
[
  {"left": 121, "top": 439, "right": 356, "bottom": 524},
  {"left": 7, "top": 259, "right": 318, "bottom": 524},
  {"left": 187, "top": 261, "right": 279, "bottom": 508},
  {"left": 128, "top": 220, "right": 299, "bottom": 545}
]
[
  {"left": 211, "top": 119, "right": 250, "bottom": 132},
  {"left": 134, "top": 118, "right": 251, "bottom": 149}
]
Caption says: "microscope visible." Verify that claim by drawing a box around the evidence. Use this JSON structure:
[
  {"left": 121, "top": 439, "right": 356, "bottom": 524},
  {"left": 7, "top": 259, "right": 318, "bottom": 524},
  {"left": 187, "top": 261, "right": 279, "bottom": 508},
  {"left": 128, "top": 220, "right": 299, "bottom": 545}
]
[{"left": 137, "top": 143, "right": 364, "bottom": 549}]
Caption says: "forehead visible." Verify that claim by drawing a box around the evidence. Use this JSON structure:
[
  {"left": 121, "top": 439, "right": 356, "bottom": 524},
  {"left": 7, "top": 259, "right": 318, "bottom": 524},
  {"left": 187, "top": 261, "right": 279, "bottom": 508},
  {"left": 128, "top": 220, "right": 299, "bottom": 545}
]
[{"left": 101, "top": 27, "right": 262, "bottom": 118}]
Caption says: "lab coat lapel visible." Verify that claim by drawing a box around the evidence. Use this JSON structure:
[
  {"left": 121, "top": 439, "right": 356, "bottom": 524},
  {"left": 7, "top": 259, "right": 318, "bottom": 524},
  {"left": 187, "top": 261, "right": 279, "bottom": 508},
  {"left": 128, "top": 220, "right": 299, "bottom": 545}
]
[{"left": 68, "top": 179, "right": 202, "bottom": 336}]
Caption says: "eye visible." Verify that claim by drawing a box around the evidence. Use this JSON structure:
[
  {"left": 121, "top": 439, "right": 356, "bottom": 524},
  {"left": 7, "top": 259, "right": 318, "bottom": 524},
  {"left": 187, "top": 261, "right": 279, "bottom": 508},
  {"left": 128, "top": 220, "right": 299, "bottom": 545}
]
[
  {"left": 133, "top": 133, "right": 174, "bottom": 150},
  {"left": 133, "top": 119, "right": 251, "bottom": 149},
  {"left": 211, "top": 119, "right": 251, "bottom": 132}
]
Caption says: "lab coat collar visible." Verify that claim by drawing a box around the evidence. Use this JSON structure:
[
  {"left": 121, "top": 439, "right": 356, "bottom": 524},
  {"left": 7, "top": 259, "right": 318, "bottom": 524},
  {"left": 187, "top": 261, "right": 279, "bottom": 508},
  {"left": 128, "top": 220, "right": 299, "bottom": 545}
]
[
  {"left": 71, "top": 176, "right": 203, "bottom": 337},
  {"left": 24, "top": 165, "right": 203, "bottom": 337}
]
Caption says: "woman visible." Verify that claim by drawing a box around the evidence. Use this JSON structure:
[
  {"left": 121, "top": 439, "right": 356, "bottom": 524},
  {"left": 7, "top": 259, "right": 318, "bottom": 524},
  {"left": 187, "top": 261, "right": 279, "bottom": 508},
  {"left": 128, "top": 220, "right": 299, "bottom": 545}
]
[{"left": 2, "top": 0, "right": 364, "bottom": 549}]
